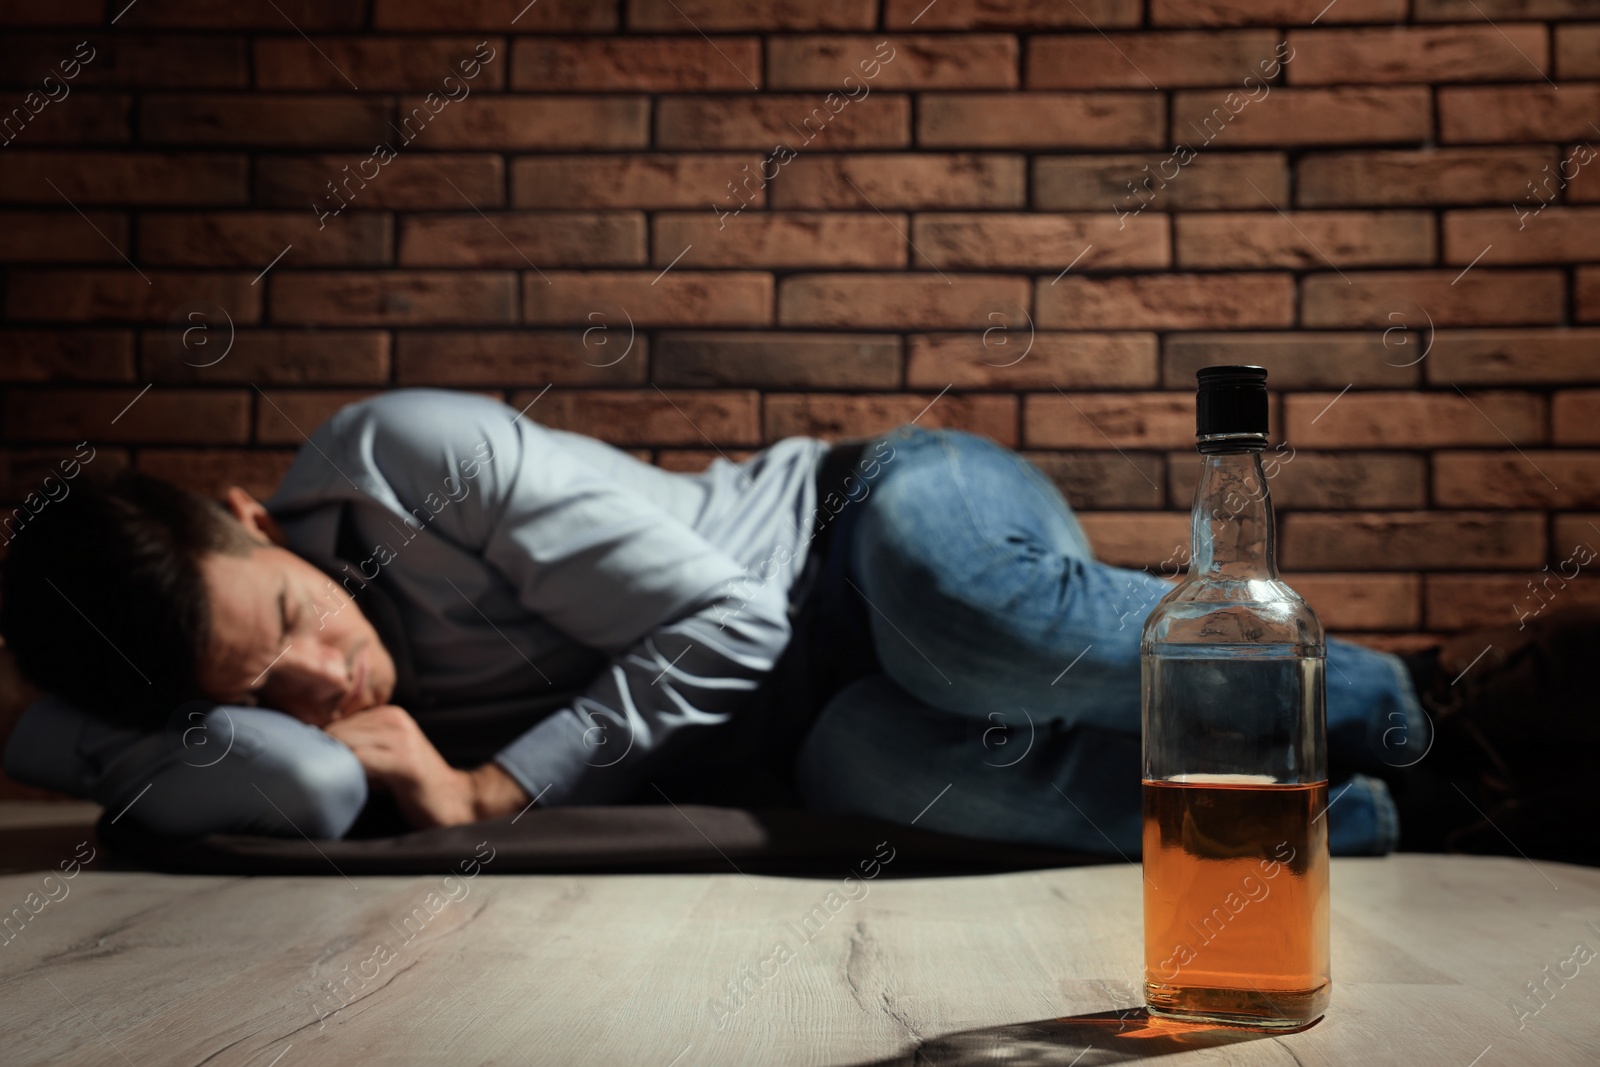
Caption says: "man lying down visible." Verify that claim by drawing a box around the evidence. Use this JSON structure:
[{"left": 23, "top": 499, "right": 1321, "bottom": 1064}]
[{"left": 1, "top": 390, "right": 1590, "bottom": 858}]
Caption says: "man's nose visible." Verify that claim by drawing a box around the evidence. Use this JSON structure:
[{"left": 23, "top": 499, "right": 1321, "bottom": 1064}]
[{"left": 280, "top": 643, "right": 349, "bottom": 701}]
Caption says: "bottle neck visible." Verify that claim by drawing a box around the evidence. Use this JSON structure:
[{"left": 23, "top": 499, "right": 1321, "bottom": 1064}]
[{"left": 1190, "top": 448, "right": 1278, "bottom": 580}]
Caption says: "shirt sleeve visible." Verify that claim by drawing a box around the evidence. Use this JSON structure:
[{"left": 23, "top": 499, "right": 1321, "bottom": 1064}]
[{"left": 344, "top": 390, "right": 801, "bottom": 805}]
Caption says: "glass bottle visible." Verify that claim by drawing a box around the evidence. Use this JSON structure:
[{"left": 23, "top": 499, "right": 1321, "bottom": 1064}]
[{"left": 1141, "top": 365, "right": 1330, "bottom": 1031}]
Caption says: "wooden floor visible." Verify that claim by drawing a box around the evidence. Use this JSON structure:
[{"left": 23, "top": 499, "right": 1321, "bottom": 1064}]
[{"left": 2, "top": 805, "right": 1598, "bottom": 1065}]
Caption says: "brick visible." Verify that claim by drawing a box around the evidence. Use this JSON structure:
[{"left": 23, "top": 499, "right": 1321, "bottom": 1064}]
[
  {"left": 1039, "top": 274, "right": 1295, "bottom": 330},
  {"left": 400, "top": 96, "right": 648, "bottom": 150},
  {"left": 1029, "top": 31, "right": 1281, "bottom": 89},
  {"left": 137, "top": 449, "right": 296, "bottom": 501},
  {"left": 779, "top": 273, "right": 1029, "bottom": 329},
  {"left": 513, "top": 37, "right": 761, "bottom": 91},
  {"left": 1281, "top": 512, "right": 1545, "bottom": 570},
  {"left": 1444, "top": 207, "right": 1600, "bottom": 265},
  {"left": 1168, "top": 451, "right": 1427, "bottom": 509},
  {"left": 1150, "top": 0, "right": 1404, "bottom": 24},
  {"left": 0, "top": 0, "right": 102, "bottom": 24},
  {"left": 907, "top": 333, "right": 1159, "bottom": 390},
  {"left": 0, "top": 330, "right": 134, "bottom": 381},
  {"left": 5, "top": 271, "right": 262, "bottom": 324},
  {"left": 117, "top": 1, "right": 363, "bottom": 28},
  {"left": 375, "top": 0, "right": 613, "bottom": 29},
  {"left": 1554, "top": 391, "right": 1600, "bottom": 445},
  {"left": 656, "top": 94, "right": 910, "bottom": 149},
  {"left": 270, "top": 272, "right": 517, "bottom": 326},
  {"left": 885, "top": 0, "right": 1140, "bottom": 28},
  {"left": 258, "top": 154, "right": 503, "bottom": 210},
  {"left": 1025, "top": 393, "right": 1194, "bottom": 449},
  {"left": 524, "top": 389, "right": 761, "bottom": 447},
  {"left": 919, "top": 92, "right": 1164, "bottom": 149},
  {"left": 0, "top": 446, "right": 129, "bottom": 502},
  {"left": 1164, "top": 333, "right": 1422, "bottom": 389},
  {"left": 913, "top": 213, "right": 1169, "bottom": 270},
  {"left": 771, "top": 153, "right": 1024, "bottom": 209},
  {"left": 1416, "top": 0, "right": 1598, "bottom": 19},
  {"left": 653, "top": 212, "right": 907, "bottom": 268},
  {"left": 257, "top": 36, "right": 508, "bottom": 91},
  {"left": 655, "top": 332, "right": 899, "bottom": 388},
  {"left": 770, "top": 35, "right": 1018, "bottom": 90},
  {"left": 629, "top": 0, "right": 876, "bottom": 30},
  {"left": 1023, "top": 452, "right": 1165, "bottom": 510},
  {"left": 1286, "top": 390, "right": 1543, "bottom": 448},
  {"left": 525, "top": 272, "right": 773, "bottom": 328},
  {"left": 143, "top": 330, "right": 391, "bottom": 385},
  {"left": 513, "top": 155, "right": 766, "bottom": 209},
  {"left": 1555, "top": 25, "right": 1600, "bottom": 80},
  {"left": 1172, "top": 88, "right": 1430, "bottom": 148},
  {"left": 1295, "top": 147, "right": 1557, "bottom": 207},
  {"left": 2, "top": 388, "right": 249, "bottom": 444},
  {"left": 1583, "top": 269, "right": 1600, "bottom": 323},
  {"left": 0, "top": 92, "right": 129, "bottom": 145},
  {"left": 1287, "top": 26, "right": 1548, "bottom": 85},
  {"left": 1427, "top": 329, "right": 1600, "bottom": 385},
  {"left": 1175, "top": 211, "right": 1433, "bottom": 270},
  {"left": 1426, "top": 573, "right": 1600, "bottom": 632},
  {"left": 1553, "top": 514, "right": 1600, "bottom": 563},
  {"left": 0, "top": 34, "right": 247, "bottom": 88},
  {"left": 1435, "top": 452, "right": 1600, "bottom": 508},
  {"left": 1035, "top": 152, "right": 1289, "bottom": 212},
  {"left": 1439, "top": 87, "right": 1600, "bottom": 144},
  {"left": 256, "top": 390, "right": 379, "bottom": 445},
  {"left": 139, "top": 212, "right": 391, "bottom": 268},
  {"left": 140, "top": 94, "right": 390, "bottom": 147},
  {"left": 1076, "top": 512, "right": 1189, "bottom": 569},
  {"left": 398, "top": 213, "right": 646, "bottom": 268},
  {"left": 1302, "top": 270, "right": 1565, "bottom": 327},
  {"left": 655, "top": 450, "right": 757, "bottom": 473},
  {"left": 1337, "top": 634, "right": 1441, "bottom": 654},
  {"left": 763, "top": 393, "right": 1018, "bottom": 445},
  {"left": 396, "top": 331, "right": 648, "bottom": 387},
  {"left": 0, "top": 211, "right": 129, "bottom": 264},
  {"left": 1278, "top": 574, "right": 1422, "bottom": 630}
]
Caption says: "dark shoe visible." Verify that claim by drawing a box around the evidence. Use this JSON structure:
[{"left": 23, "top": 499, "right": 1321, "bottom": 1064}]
[
  {"left": 1425, "top": 604, "right": 1600, "bottom": 757},
  {"left": 1396, "top": 605, "right": 1600, "bottom": 863}
]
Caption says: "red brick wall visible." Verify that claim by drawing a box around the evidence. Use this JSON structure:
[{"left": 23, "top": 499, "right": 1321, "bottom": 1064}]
[{"left": 3, "top": 0, "right": 1599, "bottom": 653}]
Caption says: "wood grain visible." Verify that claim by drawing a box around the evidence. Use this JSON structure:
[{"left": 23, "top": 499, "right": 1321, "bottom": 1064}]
[{"left": 1, "top": 854, "right": 1597, "bottom": 1065}]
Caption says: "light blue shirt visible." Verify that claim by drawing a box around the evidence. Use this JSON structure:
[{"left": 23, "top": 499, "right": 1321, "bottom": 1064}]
[{"left": 3, "top": 390, "right": 830, "bottom": 835}]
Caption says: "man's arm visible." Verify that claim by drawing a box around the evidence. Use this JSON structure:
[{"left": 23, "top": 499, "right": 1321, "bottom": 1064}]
[
  {"left": 309, "top": 390, "right": 799, "bottom": 814},
  {"left": 3, "top": 695, "right": 368, "bottom": 839},
  {"left": 485, "top": 577, "right": 790, "bottom": 807},
  {"left": 321, "top": 703, "right": 529, "bottom": 825}
]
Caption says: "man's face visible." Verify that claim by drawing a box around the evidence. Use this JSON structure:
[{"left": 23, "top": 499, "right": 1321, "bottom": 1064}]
[{"left": 196, "top": 543, "right": 397, "bottom": 728}]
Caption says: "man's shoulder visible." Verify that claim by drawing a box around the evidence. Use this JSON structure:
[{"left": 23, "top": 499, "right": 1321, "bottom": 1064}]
[
  {"left": 332, "top": 389, "right": 515, "bottom": 438},
  {"left": 268, "top": 389, "right": 531, "bottom": 518}
]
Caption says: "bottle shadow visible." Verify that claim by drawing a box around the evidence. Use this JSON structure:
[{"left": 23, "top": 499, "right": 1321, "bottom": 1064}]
[{"left": 834, "top": 1008, "right": 1299, "bottom": 1065}]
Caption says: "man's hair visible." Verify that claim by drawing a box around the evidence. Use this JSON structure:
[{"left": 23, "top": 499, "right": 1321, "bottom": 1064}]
[{"left": 0, "top": 471, "right": 259, "bottom": 727}]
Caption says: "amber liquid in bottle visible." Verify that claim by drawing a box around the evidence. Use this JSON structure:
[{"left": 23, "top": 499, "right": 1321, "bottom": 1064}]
[{"left": 1142, "top": 777, "right": 1330, "bottom": 1027}]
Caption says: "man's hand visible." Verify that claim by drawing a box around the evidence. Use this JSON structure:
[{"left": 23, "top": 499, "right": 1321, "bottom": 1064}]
[{"left": 323, "top": 705, "right": 531, "bottom": 828}]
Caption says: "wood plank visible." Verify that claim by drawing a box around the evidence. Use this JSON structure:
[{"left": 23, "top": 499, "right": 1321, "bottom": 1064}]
[{"left": 1, "top": 856, "right": 1597, "bottom": 1064}]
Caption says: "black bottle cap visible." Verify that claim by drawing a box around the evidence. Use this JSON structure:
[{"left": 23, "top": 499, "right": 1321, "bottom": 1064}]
[{"left": 1195, "top": 365, "right": 1268, "bottom": 451}]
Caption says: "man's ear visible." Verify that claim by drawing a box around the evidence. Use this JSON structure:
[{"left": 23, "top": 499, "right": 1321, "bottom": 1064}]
[{"left": 222, "top": 487, "right": 288, "bottom": 548}]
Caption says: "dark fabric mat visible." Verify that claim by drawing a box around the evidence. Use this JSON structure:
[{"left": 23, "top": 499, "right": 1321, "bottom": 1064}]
[{"left": 94, "top": 804, "right": 1109, "bottom": 876}]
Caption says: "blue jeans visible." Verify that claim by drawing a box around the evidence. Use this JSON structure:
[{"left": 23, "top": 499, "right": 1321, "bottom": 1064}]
[{"left": 795, "top": 427, "right": 1429, "bottom": 857}]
